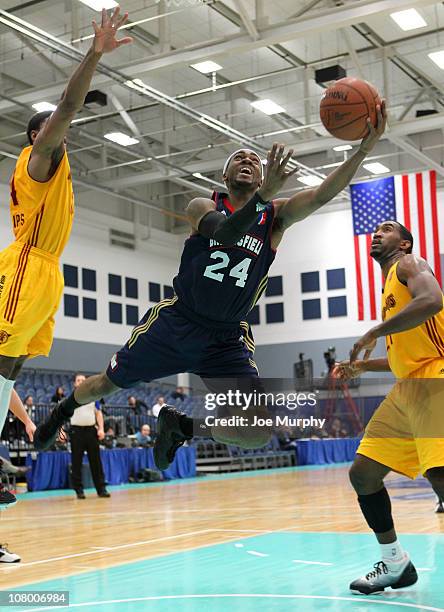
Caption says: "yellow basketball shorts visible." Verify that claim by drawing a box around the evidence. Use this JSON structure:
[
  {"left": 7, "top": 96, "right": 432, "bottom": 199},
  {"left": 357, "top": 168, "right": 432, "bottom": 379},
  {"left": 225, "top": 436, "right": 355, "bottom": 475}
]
[
  {"left": 358, "top": 360, "right": 444, "bottom": 478},
  {"left": 0, "top": 242, "right": 63, "bottom": 358}
]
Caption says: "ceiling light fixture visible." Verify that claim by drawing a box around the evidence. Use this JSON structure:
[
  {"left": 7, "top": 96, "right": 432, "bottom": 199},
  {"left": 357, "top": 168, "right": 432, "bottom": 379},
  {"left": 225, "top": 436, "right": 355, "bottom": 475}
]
[
  {"left": 390, "top": 9, "right": 426, "bottom": 31},
  {"left": 191, "top": 61, "right": 223, "bottom": 74},
  {"left": 32, "top": 102, "right": 57, "bottom": 112},
  {"left": 428, "top": 50, "right": 444, "bottom": 69},
  {"left": 250, "top": 99, "right": 286, "bottom": 115},
  {"left": 363, "top": 162, "right": 390, "bottom": 175},
  {"left": 297, "top": 175, "right": 323, "bottom": 187},
  {"left": 333, "top": 144, "right": 353, "bottom": 152},
  {"left": 78, "top": 0, "right": 118, "bottom": 10},
  {"left": 104, "top": 132, "right": 139, "bottom": 146}
]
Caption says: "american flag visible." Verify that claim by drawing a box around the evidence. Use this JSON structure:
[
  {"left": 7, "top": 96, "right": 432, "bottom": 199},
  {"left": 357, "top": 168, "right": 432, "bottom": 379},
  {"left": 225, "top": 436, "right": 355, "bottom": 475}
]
[{"left": 350, "top": 170, "right": 441, "bottom": 321}]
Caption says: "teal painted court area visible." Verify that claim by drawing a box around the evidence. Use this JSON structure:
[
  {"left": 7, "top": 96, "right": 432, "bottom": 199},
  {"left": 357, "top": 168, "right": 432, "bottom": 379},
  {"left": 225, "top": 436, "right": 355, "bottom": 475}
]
[{"left": 13, "top": 532, "right": 444, "bottom": 612}]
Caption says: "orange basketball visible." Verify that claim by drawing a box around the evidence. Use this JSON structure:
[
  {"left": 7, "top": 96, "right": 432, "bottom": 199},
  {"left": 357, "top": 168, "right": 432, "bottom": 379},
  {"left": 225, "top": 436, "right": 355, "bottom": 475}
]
[{"left": 320, "top": 77, "right": 382, "bottom": 141}]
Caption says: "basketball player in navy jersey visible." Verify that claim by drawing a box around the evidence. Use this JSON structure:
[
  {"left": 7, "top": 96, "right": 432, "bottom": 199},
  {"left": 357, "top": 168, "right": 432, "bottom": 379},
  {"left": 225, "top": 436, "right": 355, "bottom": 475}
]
[{"left": 35, "top": 104, "right": 386, "bottom": 466}]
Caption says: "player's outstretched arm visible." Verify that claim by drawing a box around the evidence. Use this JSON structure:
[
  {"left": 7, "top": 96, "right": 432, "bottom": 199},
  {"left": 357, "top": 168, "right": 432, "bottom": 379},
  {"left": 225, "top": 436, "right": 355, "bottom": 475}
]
[
  {"left": 8, "top": 389, "right": 36, "bottom": 442},
  {"left": 187, "top": 143, "right": 298, "bottom": 246},
  {"left": 29, "top": 6, "right": 133, "bottom": 182},
  {"left": 349, "top": 255, "right": 443, "bottom": 364},
  {"left": 274, "top": 101, "right": 387, "bottom": 230}
]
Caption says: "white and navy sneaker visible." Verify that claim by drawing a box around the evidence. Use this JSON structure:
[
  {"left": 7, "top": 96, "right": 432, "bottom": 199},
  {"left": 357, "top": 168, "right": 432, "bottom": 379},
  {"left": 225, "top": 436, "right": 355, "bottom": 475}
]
[
  {"left": 350, "top": 557, "right": 418, "bottom": 595},
  {"left": 0, "top": 544, "right": 20, "bottom": 563}
]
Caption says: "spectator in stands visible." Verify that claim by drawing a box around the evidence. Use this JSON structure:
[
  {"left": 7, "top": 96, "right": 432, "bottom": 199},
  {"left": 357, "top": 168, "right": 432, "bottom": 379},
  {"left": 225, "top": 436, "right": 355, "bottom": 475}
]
[
  {"left": 69, "top": 373, "right": 110, "bottom": 500},
  {"left": 101, "top": 426, "right": 116, "bottom": 449},
  {"left": 277, "top": 426, "right": 297, "bottom": 450},
  {"left": 51, "top": 386, "right": 65, "bottom": 403},
  {"left": 328, "top": 416, "right": 349, "bottom": 438},
  {"left": 152, "top": 395, "right": 166, "bottom": 418},
  {"left": 171, "top": 386, "right": 187, "bottom": 401},
  {"left": 135, "top": 424, "right": 152, "bottom": 446},
  {"left": 23, "top": 395, "right": 36, "bottom": 419},
  {"left": 127, "top": 395, "right": 148, "bottom": 415}
]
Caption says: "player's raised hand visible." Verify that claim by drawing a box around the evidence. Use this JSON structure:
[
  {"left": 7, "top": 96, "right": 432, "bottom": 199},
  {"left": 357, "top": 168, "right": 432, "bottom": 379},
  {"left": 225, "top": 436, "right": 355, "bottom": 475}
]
[
  {"left": 258, "top": 143, "right": 299, "bottom": 201},
  {"left": 360, "top": 99, "right": 387, "bottom": 154},
  {"left": 349, "top": 328, "right": 378, "bottom": 365},
  {"left": 92, "top": 6, "right": 133, "bottom": 54}
]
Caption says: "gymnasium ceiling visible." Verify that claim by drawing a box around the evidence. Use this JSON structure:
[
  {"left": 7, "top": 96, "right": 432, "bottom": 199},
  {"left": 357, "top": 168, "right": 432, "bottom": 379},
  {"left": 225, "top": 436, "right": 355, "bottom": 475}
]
[{"left": 0, "top": 0, "right": 444, "bottom": 232}]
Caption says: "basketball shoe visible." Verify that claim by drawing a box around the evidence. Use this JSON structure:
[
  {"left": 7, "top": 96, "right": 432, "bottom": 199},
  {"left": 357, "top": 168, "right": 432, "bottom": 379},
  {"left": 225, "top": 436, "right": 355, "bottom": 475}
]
[
  {"left": 34, "top": 403, "right": 73, "bottom": 450},
  {"left": 350, "top": 556, "right": 418, "bottom": 595},
  {"left": 154, "top": 406, "right": 192, "bottom": 470},
  {"left": 0, "top": 544, "right": 20, "bottom": 563}
]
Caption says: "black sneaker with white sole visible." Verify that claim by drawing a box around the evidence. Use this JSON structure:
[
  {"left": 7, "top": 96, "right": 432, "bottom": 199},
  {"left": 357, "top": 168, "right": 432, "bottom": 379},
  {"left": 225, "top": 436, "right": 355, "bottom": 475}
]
[
  {"left": 0, "top": 488, "right": 17, "bottom": 510},
  {"left": 0, "top": 544, "right": 20, "bottom": 563},
  {"left": 435, "top": 498, "right": 444, "bottom": 513},
  {"left": 154, "top": 406, "right": 192, "bottom": 470},
  {"left": 350, "top": 558, "right": 418, "bottom": 595},
  {"left": 33, "top": 402, "right": 73, "bottom": 451}
]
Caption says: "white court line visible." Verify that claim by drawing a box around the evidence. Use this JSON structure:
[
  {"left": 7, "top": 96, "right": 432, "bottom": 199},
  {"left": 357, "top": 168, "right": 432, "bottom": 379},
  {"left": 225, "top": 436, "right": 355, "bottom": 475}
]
[
  {"left": 246, "top": 551, "right": 269, "bottom": 557},
  {"left": 292, "top": 559, "right": 333, "bottom": 566},
  {"left": 23, "top": 593, "right": 444, "bottom": 612},
  {"left": 12, "top": 528, "right": 273, "bottom": 569},
  {"left": 17, "top": 529, "right": 214, "bottom": 567},
  {"left": 89, "top": 547, "right": 112, "bottom": 551}
]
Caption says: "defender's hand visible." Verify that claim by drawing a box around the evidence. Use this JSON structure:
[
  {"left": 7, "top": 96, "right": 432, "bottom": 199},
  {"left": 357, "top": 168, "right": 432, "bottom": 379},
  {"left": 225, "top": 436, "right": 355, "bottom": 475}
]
[
  {"left": 92, "top": 6, "right": 133, "bottom": 54},
  {"left": 258, "top": 143, "right": 299, "bottom": 201},
  {"left": 332, "top": 360, "right": 366, "bottom": 381},
  {"left": 360, "top": 100, "right": 387, "bottom": 155},
  {"left": 97, "top": 428, "right": 105, "bottom": 441},
  {"left": 349, "top": 329, "right": 378, "bottom": 365}
]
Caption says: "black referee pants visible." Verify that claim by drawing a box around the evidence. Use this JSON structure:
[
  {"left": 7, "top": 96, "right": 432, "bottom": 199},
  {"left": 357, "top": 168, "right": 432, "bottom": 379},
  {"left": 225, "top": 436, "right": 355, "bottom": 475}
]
[{"left": 70, "top": 425, "right": 106, "bottom": 493}]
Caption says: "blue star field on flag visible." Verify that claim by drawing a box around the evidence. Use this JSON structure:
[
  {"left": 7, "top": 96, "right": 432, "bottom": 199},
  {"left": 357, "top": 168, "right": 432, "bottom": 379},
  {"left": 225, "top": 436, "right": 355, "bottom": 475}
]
[{"left": 350, "top": 176, "right": 397, "bottom": 236}]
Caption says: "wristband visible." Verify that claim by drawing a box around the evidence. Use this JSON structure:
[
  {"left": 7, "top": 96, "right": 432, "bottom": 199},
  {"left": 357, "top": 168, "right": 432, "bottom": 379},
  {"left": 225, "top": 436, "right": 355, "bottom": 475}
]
[{"left": 254, "top": 192, "right": 268, "bottom": 212}]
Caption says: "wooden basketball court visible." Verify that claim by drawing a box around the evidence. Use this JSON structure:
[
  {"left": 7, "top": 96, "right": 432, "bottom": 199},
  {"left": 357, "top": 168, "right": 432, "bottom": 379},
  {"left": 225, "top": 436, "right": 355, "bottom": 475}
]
[{"left": 1, "top": 464, "right": 442, "bottom": 611}]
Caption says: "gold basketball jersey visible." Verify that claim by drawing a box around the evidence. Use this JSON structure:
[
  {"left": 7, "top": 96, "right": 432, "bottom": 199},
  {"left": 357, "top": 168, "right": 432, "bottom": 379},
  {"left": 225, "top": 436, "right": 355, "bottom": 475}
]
[
  {"left": 9, "top": 146, "right": 74, "bottom": 257},
  {"left": 382, "top": 260, "right": 444, "bottom": 378}
]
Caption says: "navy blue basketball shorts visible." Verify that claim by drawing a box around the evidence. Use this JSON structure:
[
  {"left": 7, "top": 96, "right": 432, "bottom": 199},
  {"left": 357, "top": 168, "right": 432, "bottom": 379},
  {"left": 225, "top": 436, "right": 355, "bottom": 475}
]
[{"left": 106, "top": 298, "right": 259, "bottom": 389}]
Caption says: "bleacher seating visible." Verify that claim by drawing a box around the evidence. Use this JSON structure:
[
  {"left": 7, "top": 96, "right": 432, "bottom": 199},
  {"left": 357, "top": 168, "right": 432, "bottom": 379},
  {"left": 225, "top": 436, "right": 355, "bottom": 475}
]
[
  {"left": 193, "top": 437, "right": 295, "bottom": 473},
  {"left": 7, "top": 368, "right": 382, "bottom": 476}
]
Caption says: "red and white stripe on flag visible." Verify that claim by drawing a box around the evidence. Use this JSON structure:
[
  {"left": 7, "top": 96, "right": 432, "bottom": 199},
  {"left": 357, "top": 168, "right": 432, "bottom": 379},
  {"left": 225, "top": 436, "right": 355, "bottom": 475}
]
[
  {"left": 354, "top": 233, "right": 383, "bottom": 321},
  {"left": 354, "top": 170, "right": 441, "bottom": 321},
  {"left": 394, "top": 170, "right": 441, "bottom": 286}
]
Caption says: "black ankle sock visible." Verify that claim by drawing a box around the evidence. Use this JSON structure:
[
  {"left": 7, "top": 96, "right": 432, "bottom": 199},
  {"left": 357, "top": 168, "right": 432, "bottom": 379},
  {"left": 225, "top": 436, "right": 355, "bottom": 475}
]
[{"left": 60, "top": 392, "right": 81, "bottom": 418}]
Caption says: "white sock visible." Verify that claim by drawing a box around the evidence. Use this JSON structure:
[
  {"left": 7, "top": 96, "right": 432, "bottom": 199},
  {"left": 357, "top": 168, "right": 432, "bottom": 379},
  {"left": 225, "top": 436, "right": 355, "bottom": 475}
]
[
  {"left": 380, "top": 540, "right": 406, "bottom": 567},
  {"left": 0, "top": 378, "right": 14, "bottom": 433}
]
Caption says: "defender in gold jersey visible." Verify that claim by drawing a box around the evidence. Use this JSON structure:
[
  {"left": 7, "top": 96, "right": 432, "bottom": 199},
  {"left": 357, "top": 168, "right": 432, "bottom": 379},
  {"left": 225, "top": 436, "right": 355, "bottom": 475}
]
[
  {"left": 335, "top": 220, "right": 444, "bottom": 595},
  {"left": 0, "top": 6, "right": 132, "bottom": 554}
]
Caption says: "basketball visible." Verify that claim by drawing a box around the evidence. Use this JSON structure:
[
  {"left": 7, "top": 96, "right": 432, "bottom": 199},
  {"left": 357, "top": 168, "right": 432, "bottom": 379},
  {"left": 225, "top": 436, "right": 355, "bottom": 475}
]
[{"left": 320, "top": 77, "right": 382, "bottom": 141}]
